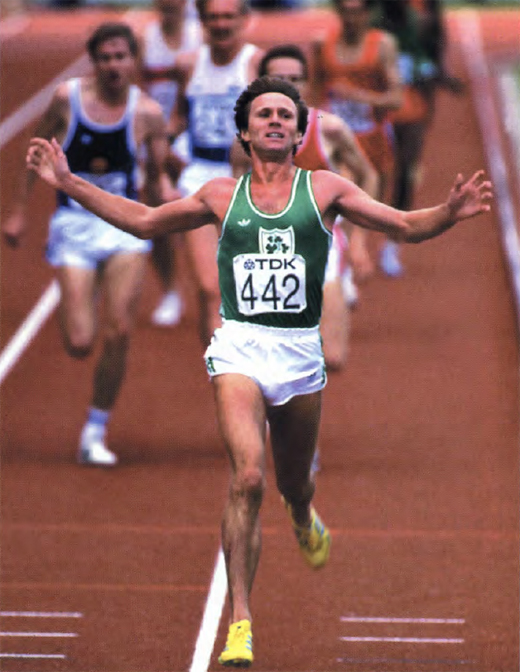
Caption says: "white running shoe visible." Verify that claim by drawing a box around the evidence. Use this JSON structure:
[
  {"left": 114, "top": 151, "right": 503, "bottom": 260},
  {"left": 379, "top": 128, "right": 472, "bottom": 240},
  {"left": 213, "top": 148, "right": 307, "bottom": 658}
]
[
  {"left": 151, "top": 291, "right": 183, "bottom": 327},
  {"left": 78, "top": 432, "right": 117, "bottom": 467},
  {"left": 380, "top": 242, "right": 403, "bottom": 278}
]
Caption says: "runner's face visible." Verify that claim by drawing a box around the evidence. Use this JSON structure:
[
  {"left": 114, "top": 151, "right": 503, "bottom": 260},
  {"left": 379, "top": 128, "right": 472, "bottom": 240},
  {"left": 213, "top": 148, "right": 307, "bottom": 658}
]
[
  {"left": 265, "top": 57, "right": 307, "bottom": 97},
  {"left": 155, "top": 0, "right": 186, "bottom": 22},
  {"left": 242, "top": 92, "right": 302, "bottom": 158},
  {"left": 337, "top": 0, "right": 369, "bottom": 34},
  {"left": 202, "top": 0, "right": 245, "bottom": 52},
  {"left": 93, "top": 37, "right": 136, "bottom": 93}
]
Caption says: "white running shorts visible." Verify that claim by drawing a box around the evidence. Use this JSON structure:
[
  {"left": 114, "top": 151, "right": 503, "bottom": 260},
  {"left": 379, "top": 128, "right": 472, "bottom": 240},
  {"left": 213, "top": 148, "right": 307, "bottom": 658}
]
[
  {"left": 204, "top": 320, "right": 327, "bottom": 406},
  {"left": 178, "top": 158, "right": 232, "bottom": 196},
  {"left": 46, "top": 207, "right": 151, "bottom": 268}
]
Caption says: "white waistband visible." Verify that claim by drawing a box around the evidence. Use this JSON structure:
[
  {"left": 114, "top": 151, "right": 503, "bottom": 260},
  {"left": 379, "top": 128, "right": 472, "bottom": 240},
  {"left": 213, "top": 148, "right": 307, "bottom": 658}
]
[{"left": 221, "top": 319, "right": 320, "bottom": 340}]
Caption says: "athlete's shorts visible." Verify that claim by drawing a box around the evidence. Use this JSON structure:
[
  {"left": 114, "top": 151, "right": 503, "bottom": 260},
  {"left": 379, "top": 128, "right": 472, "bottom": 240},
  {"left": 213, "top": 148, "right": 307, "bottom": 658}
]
[
  {"left": 389, "top": 85, "right": 429, "bottom": 125},
  {"left": 204, "top": 320, "right": 327, "bottom": 406},
  {"left": 178, "top": 158, "right": 232, "bottom": 196},
  {"left": 46, "top": 207, "right": 151, "bottom": 269}
]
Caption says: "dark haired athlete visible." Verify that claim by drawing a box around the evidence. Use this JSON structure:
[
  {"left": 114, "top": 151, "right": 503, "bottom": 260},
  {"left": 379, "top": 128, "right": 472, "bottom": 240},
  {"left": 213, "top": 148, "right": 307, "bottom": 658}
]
[{"left": 3, "top": 22, "right": 170, "bottom": 466}]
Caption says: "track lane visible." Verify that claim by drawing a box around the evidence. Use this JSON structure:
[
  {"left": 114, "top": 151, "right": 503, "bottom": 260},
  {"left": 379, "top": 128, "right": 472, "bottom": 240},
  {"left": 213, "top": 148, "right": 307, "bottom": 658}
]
[{"left": 1, "top": 7, "right": 519, "bottom": 671}]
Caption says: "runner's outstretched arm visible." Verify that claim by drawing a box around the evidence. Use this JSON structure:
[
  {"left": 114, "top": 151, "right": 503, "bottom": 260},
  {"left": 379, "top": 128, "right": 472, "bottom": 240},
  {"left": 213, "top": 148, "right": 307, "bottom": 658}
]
[
  {"left": 27, "top": 137, "right": 220, "bottom": 238},
  {"left": 326, "top": 170, "right": 493, "bottom": 243}
]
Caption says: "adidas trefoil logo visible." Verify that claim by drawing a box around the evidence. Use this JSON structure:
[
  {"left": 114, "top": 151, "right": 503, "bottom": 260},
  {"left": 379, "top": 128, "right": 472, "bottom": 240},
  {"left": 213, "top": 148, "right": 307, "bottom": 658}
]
[{"left": 238, "top": 218, "right": 251, "bottom": 227}]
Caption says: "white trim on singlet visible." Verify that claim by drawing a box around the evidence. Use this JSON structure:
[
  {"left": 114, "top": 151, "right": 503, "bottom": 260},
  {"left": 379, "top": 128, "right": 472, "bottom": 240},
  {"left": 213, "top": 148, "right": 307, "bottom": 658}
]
[
  {"left": 62, "top": 78, "right": 140, "bottom": 157},
  {"left": 306, "top": 170, "right": 331, "bottom": 239},
  {"left": 244, "top": 167, "right": 302, "bottom": 219},
  {"left": 219, "top": 174, "right": 245, "bottom": 242}
]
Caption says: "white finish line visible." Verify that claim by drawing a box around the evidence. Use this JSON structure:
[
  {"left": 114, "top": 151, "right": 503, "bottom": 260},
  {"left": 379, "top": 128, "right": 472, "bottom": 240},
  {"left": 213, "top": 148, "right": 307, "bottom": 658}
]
[
  {"left": 0, "top": 653, "right": 66, "bottom": 659},
  {"left": 340, "top": 637, "right": 464, "bottom": 644},
  {"left": 341, "top": 616, "right": 464, "bottom": 625},
  {"left": 0, "top": 611, "right": 82, "bottom": 618},
  {"left": 1, "top": 631, "right": 77, "bottom": 637}
]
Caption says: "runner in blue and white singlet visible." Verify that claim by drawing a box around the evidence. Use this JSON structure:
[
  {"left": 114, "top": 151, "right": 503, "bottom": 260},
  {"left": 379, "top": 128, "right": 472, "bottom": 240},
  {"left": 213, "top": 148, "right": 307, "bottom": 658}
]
[
  {"left": 4, "top": 23, "right": 171, "bottom": 467},
  {"left": 47, "top": 78, "right": 151, "bottom": 268}
]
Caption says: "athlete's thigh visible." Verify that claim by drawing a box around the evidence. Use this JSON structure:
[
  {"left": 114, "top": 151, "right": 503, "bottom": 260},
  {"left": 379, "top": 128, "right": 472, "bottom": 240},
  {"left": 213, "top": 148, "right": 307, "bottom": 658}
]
[
  {"left": 55, "top": 265, "right": 98, "bottom": 343},
  {"left": 184, "top": 224, "right": 219, "bottom": 292},
  {"left": 102, "top": 252, "right": 148, "bottom": 330},
  {"left": 394, "top": 120, "right": 428, "bottom": 166},
  {"left": 212, "top": 373, "right": 267, "bottom": 475},
  {"left": 268, "top": 391, "right": 322, "bottom": 486},
  {"left": 321, "top": 277, "right": 349, "bottom": 370}
]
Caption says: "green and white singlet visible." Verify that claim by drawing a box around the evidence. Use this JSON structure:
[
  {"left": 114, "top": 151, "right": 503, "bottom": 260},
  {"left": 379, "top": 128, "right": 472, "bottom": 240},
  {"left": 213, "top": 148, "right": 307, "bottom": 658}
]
[{"left": 218, "top": 168, "right": 332, "bottom": 329}]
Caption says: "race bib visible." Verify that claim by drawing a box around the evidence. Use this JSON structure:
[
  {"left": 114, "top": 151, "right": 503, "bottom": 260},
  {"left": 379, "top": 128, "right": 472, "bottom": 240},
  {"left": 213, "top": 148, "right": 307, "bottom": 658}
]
[
  {"left": 191, "top": 94, "right": 237, "bottom": 146},
  {"left": 329, "top": 97, "right": 374, "bottom": 133},
  {"left": 233, "top": 253, "right": 307, "bottom": 316}
]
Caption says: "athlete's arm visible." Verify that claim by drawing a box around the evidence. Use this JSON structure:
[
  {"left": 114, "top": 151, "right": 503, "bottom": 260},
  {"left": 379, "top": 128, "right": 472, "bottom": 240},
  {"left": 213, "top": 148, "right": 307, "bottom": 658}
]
[
  {"left": 376, "top": 32, "right": 404, "bottom": 112},
  {"left": 26, "top": 137, "right": 231, "bottom": 238},
  {"left": 321, "top": 111, "right": 378, "bottom": 280},
  {"left": 2, "top": 83, "right": 70, "bottom": 247},
  {"left": 138, "top": 95, "right": 180, "bottom": 205},
  {"left": 167, "top": 52, "right": 195, "bottom": 140},
  {"left": 314, "top": 170, "right": 493, "bottom": 242},
  {"left": 323, "top": 112, "right": 379, "bottom": 197}
]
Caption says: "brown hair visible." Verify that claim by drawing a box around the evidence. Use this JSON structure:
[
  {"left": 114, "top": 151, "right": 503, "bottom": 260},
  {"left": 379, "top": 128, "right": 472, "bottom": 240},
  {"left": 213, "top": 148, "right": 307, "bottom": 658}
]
[
  {"left": 86, "top": 22, "right": 139, "bottom": 60},
  {"left": 258, "top": 44, "right": 309, "bottom": 80},
  {"left": 234, "top": 76, "right": 308, "bottom": 156}
]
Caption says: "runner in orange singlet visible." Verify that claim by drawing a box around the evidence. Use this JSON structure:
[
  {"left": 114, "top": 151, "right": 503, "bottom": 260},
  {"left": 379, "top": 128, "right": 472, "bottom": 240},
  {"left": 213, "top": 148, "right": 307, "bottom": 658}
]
[
  {"left": 316, "top": 0, "right": 403, "bottom": 276},
  {"left": 373, "top": 0, "right": 464, "bottom": 266}
]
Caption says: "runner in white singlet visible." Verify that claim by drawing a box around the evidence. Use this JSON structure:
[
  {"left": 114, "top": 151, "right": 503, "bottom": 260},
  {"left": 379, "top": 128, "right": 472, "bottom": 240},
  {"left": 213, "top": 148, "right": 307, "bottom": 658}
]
[
  {"left": 140, "top": 0, "right": 204, "bottom": 326},
  {"left": 170, "top": 0, "right": 263, "bottom": 345}
]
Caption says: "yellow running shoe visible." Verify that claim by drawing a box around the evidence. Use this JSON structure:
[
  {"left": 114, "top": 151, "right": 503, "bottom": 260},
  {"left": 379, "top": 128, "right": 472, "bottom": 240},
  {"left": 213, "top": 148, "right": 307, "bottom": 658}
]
[
  {"left": 285, "top": 501, "right": 331, "bottom": 569},
  {"left": 218, "top": 619, "right": 253, "bottom": 667}
]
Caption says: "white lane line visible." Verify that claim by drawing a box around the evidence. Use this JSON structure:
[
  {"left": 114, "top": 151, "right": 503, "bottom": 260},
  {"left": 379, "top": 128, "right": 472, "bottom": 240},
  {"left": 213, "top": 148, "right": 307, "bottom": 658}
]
[
  {"left": 0, "top": 631, "right": 77, "bottom": 637},
  {"left": 340, "top": 637, "right": 464, "bottom": 644},
  {"left": 457, "top": 10, "right": 520, "bottom": 328},
  {"left": 341, "top": 616, "right": 465, "bottom": 625},
  {"left": 0, "top": 653, "right": 66, "bottom": 659},
  {"left": 0, "top": 55, "right": 90, "bottom": 149},
  {"left": 497, "top": 68, "right": 520, "bottom": 195},
  {"left": 189, "top": 548, "right": 228, "bottom": 672},
  {"left": 0, "top": 280, "right": 61, "bottom": 386},
  {"left": 0, "top": 611, "right": 82, "bottom": 618},
  {"left": 0, "top": 9, "right": 140, "bottom": 149}
]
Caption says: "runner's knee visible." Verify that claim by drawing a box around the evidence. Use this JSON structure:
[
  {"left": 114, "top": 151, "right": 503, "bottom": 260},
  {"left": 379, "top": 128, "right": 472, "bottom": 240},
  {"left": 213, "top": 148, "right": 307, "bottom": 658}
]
[
  {"left": 63, "top": 334, "right": 93, "bottom": 359},
  {"left": 324, "top": 348, "right": 346, "bottom": 372},
  {"left": 230, "top": 467, "right": 265, "bottom": 507},
  {"left": 103, "top": 328, "right": 131, "bottom": 354}
]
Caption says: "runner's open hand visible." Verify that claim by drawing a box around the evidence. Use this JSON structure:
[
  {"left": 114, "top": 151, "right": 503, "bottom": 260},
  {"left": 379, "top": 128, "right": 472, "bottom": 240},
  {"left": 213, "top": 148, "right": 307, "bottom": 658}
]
[
  {"left": 447, "top": 171, "right": 493, "bottom": 222},
  {"left": 26, "top": 137, "right": 71, "bottom": 190}
]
